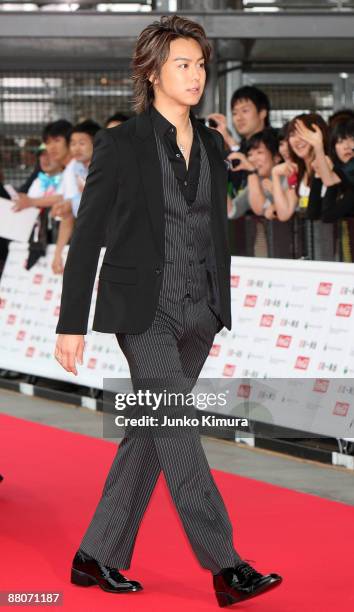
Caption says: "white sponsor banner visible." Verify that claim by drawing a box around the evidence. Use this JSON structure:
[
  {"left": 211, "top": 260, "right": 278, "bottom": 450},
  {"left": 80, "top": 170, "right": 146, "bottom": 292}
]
[{"left": 1, "top": 245, "right": 354, "bottom": 437}]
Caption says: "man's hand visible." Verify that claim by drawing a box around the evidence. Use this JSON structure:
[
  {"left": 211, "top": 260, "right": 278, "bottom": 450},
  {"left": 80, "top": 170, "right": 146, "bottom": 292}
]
[
  {"left": 227, "top": 151, "right": 255, "bottom": 173},
  {"left": 52, "top": 253, "right": 64, "bottom": 275},
  {"left": 51, "top": 200, "right": 72, "bottom": 219},
  {"left": 54, "top": 334, "right": 85, "bottom": 376},
  {"left": 207, "top": 113, "right": 238, "bottom": 149},
  {"left": 12, "top": 193, "right": 33, "bottom": 212}
]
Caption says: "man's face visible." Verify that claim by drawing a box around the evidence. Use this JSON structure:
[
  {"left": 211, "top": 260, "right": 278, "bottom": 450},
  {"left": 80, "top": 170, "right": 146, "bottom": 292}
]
[
  {"left": 70, "top": 132, "right": 93, "bottom": 164},
  {"left": 45, "top": 135, "right": 69, "bottom": 165},
  {"left": 247, "top": 142, "right": 275, "bottom": 178},
  {"left": 39, "top": 150, "right": 62, "bottom": 175},
  {"left": 232, "top": 98, "right": 267, "bottom": 140},
  {"left": 151, "top": 37, "right": 206, "bottom": 108}
]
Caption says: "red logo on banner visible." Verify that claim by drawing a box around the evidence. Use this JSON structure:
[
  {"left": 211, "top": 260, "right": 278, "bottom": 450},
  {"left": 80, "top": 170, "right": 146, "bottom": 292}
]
[
  {"left": 7, "top": 314, "right": 16, "bottom": 325},
  {"left": 313, "top": 379, "right": 329, "bottom": 393},
  {"left": 336, "top": 303, "right": 352, "bottom": 317},
  {"left": 54, "top": 306, "right": 60, "bottom": 317},
  {"left": 33, "top": 274, "right": 43, "bottom": 285},
  {"left": 223, "top": 364, "right": 236, "bottom": 377},
  {"left": 276, "top": 334, "right": 292, "bottom": 348},
  {"left": 295, "top": 356, "right": 310, "bottom": 370},
  {"left": 333, "top": 402, "right": 349, "bottom": 417},
  {"left": 88, "top": 358, "right": 97, "bottom": 370},
  {"left": 16, "top": 330, "right": 26, "bottom": 341},
  {"left": 0, "top": 299, "right": 5, "bottom": 309},
  {"left": 237, "top": 384, "right": 251, "bottom": 398},
  {"left": 26, "top": 346, "right": 35, "bottom": 357},
  {"left": 44, "top": 289, "right": 53, "bottom": 301},
  {"left": 210, "top": 344, "right": 221, "bottom": 357},
  {"left": 244, "top": 295, "right": 257, "bottom": 308},
  {"left": 260, "top": 314, "right": 274, "bottom": 327},
  {"left": 317, "top": 282, "right": 332, "bottom": 296},
  {"left": 231, "top": 275, "right": 240, "bottom": 288}
]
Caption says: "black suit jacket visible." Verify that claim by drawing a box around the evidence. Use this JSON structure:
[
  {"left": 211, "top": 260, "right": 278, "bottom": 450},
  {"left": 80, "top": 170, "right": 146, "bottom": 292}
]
[{"left": 55, "top": 109, "right": 231, "bottom": 335}]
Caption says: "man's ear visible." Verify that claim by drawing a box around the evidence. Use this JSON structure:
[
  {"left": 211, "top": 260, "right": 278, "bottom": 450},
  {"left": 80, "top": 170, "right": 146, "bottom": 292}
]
[{"left": 260, "top": 109, "right": 268, "bottom": 123}]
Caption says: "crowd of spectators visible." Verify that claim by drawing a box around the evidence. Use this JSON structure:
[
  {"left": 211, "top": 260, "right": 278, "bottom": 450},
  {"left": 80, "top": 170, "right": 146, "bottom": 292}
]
[{"left": 1, "top": 87, "right": 354, "bottom": 278}]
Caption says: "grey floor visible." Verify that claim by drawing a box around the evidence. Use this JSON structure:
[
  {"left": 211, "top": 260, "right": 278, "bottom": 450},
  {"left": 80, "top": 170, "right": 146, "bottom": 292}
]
[{"left": 1, "top": 388, "right": 354, "bottom": 506}]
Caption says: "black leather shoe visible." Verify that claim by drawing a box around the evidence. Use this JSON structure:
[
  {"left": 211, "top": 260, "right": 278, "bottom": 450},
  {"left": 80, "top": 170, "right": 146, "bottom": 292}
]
[
  {"left": 71, "top": 549, "right": 143, "bottom": 593},
  {"left": 213, "top": 561, "right": 282, "bottom": 607}
]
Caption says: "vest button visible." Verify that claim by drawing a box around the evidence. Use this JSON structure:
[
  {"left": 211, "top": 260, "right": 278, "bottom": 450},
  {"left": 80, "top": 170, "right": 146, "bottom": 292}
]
[{"left": 155, "top": 268, "right": 161, "bottom": 275}]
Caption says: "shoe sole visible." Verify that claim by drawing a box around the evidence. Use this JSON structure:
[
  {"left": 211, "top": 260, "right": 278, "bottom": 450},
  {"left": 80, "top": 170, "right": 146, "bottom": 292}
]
[
  {"left": 71, "top": 568, "right": 143, "bottom": 593},
  {"left": 215, "top": 577, "right": 282, "bottom": 607}
]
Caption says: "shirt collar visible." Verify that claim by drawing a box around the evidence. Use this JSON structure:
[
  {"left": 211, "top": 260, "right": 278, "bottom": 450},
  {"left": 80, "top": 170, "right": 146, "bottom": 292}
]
[{"left": 149, "top": 104, "right": 197, "bottom": 138}]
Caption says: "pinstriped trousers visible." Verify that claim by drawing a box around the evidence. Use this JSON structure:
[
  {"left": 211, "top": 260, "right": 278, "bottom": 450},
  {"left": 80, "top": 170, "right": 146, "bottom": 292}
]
[{"left": 79, "top": 294, "right": 242, "bottom": 574}]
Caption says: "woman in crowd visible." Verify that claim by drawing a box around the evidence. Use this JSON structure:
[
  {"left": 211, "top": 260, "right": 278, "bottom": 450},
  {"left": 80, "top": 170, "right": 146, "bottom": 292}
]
[
  {"left": 320, "top": 119, "right": 354, "bottom": 260},
  {"left": 270, "top": 113, "right": 336, "bottom": 259}
]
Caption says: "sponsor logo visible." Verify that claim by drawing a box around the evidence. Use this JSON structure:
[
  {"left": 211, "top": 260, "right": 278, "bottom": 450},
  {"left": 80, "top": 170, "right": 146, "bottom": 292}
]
[
  {"left": 54, "top": 306, "right": 60, "bottom": 317},
  {"left": 260, "top": 314, "right": 274, "bottom": 327},
  {"left": 295, "top": 356, "right": 310, "bottom": 370},
  {"left": 317, "top": 282, "right": 332, "bottom": 296},
  {"left": 313, "top": 379, "right": 329, "bottom": 393},
  {"left": 276, "top": 334, "right": 292, "bottom": 348},
  {"left": 237, "top": 384, "right": 251, "bottom": 398},
  {"left": 33, "top": 274, "right": 43, "bottom": 285},
  {"left": 7, "top": 314, "right": 16, "bottom": 325},
  {"left": 223, "top": 364, "right": 236, "bottom": 377},
  {"left": 210, "top": 344, "right": 221, "bottom": 357},
  {"left": 16, "top": 330, "right": 26, "bottom": 341},
  {"left": 26, "top": 346, "right": 35, "bottom": 357},
  {"left": 244, "top": 294, "right": 257, "bottom": 308},
  {"left": 230, "top": 275, "right": 240, "bottom": 288},
  {"left": 333, "top": 402, "right": 349, "bottom": 417},
  {"left": 336, "top": 303, "right": 352, "bottom": 317},
  {"left": 0, "top": 299, "right": 5, "bottom": 309},
  {"left": 44, "top": 289, "right": 53, "bottom": 301}
]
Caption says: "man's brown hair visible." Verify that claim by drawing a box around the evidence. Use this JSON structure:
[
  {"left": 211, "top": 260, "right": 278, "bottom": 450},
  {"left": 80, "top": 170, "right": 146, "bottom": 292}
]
[{"left": 131, "top": 15, "right": 212, "bottom": 114}]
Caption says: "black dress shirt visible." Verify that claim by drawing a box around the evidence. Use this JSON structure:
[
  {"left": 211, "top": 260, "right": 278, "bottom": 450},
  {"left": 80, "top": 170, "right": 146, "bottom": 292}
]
[{"left": 150, "top": 104, "right": 200, "bottom": 205}]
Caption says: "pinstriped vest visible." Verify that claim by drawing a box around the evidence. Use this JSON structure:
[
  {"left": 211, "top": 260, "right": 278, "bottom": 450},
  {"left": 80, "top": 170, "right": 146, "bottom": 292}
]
[{"left": 154, "top": 129, "right": 218, "bottom": 306}]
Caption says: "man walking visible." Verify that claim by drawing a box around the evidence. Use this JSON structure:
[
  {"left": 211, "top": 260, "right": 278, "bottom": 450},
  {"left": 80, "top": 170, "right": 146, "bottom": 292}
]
[{"left": 54, "top": 15, "right": 282, "bottom": 607}]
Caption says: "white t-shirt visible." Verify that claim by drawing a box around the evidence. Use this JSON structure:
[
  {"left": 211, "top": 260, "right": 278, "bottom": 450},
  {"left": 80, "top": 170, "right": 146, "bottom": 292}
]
[{"left": 58, "top": 159, "right": 88, "bottom": 217}]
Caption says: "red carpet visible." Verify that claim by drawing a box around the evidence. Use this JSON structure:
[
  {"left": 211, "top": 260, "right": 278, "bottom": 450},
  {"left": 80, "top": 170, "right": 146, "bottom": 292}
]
[{"left": 0, "top": 413, "right": 353, "bottom": 611}]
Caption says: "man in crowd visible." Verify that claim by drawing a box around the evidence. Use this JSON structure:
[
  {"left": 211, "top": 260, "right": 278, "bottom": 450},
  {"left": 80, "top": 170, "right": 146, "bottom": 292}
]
[
  {"left": 51, "top": 119, "right": 101, "bottom": 274},
  {"left": 208, "top": 85, "right": 271, "bottom": 254}
]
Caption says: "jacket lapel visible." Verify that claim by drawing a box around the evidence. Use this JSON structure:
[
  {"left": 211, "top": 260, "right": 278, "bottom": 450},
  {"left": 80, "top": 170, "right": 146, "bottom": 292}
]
[{"left": 131, "top": 110, "right": 165, "bottom": 258}]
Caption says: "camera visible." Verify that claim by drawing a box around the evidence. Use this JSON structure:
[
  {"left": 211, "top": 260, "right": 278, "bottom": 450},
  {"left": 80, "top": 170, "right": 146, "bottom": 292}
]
[{"left": 198, "top": 118, "right": 218, "bottom": 128}]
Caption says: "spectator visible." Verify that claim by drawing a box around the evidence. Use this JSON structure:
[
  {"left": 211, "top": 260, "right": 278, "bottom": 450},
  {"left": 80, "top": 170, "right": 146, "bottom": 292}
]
[
  {"left": 13, "top": 119, "right": 72, "bottom": 213},
  {"left": 208, "top": 85, "right": 271, "bottom": 255},
  {"left": 227, "top": 128, "right": 295, "bottom": 258},
  {"left": 24, "top": 144, "right": 63, "bottom": 270},
  {"left": 271, "top": 113, "right": 328, "bottom": 221},
  {"left": 51, "top": 119, "right": 101, "bottom": 274},
  {"left": 227, "top": 128, "right": 280, "bottom": 218},
  {"left": 321, "top": 119, "right": 354, "bottom": 221}
]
